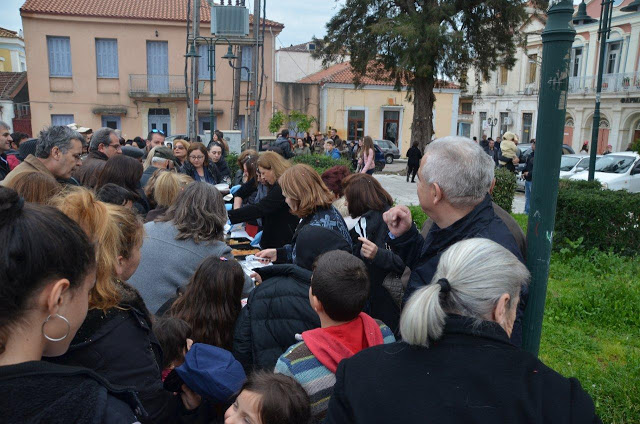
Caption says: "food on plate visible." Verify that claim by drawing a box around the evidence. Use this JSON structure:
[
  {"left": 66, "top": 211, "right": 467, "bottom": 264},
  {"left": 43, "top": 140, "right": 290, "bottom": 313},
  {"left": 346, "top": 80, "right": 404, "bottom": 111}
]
[{"left": 232, "top": 248, "right": 260, "bottom": 257}]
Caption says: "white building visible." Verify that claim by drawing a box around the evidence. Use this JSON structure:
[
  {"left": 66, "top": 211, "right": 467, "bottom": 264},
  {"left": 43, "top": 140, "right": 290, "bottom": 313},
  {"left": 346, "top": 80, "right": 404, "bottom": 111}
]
[
  {"left": 467, "top": 0, "right": 640, "bottom": 153},
  {"left": 0, "top": 27, "right": 27, "bottom": 72},
  {"left": 276, "top": 41, "right": 350, "bottom": 82}
]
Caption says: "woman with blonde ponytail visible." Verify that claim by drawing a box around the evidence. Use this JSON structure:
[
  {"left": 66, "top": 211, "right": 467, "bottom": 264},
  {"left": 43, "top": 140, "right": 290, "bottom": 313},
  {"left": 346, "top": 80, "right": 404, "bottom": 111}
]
[
  {"left": 48, "top": 188, "right": 202, "bottom": 421},
  {"left": 324, "top": 238, "right": 600, "bottom": 424}
]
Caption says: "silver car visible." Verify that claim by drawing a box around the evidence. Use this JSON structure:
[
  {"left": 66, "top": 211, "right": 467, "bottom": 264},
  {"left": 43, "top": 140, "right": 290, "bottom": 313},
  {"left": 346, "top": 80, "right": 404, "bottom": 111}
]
[
  {"left": 516, "top": 153, "right": 600, "bottom": 191},
  {"left": 374, "top": 139, "right": 400, "bottom": 164}
]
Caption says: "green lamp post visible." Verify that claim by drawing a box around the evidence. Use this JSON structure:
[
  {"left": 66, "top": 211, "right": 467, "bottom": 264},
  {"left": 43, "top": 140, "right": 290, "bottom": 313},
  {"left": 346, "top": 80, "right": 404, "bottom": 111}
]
[{"left": 521, "top": 0, "right": 576, "bottom": 356}]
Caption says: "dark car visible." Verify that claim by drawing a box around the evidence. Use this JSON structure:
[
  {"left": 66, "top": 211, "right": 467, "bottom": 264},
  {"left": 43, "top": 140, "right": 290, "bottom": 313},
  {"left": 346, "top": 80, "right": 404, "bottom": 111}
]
[
  {"left": 374, "top": 139, "right": 401, "bottom": 164},
  {"left": 374, "top": 144, "right": 387, "bottom": 172}
]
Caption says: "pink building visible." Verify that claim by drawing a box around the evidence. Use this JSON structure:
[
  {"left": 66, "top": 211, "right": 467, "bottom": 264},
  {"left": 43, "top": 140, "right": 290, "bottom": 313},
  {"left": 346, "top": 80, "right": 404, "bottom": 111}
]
[{"left": 20, "top": 0, "right": 283, "bottom": 140}]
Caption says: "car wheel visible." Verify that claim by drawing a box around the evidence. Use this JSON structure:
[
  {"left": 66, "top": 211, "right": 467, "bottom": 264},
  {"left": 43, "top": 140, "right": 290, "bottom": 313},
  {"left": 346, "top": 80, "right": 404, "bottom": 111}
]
[{"left": 385, "top": 154, "right": 394, "bottom": 164}]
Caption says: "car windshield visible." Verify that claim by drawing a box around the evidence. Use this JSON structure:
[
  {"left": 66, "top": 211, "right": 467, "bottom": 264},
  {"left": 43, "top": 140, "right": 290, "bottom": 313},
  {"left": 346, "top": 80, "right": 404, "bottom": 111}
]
[
  {"left": 559, "top": 156, "right": 581, "bottom": 171},
  {"left": 594, "top": 155, "right": 636, "bottom": 174}
]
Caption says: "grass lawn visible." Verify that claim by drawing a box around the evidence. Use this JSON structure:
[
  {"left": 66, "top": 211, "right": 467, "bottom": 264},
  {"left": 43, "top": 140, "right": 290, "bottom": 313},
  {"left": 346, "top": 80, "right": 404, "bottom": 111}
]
[{"left": 408, "top": 209, "right": 639, "bottom": 422}]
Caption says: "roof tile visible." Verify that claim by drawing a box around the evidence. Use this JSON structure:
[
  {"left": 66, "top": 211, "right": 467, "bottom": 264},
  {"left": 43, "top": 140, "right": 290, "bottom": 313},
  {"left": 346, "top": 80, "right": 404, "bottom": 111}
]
[
  {"left": 20, "top": 0, "right": 283, "bottom": 27},
  {"left": 0, "top": 27, "right": 21, "bottom": 39},
  {"left": 0, "top": 72, "right": 27, "bottom": 101}
]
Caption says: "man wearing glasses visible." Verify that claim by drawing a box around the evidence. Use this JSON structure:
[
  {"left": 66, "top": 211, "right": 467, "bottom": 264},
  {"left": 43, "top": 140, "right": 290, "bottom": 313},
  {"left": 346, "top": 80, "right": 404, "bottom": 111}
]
[
  {"left": 0, "top": 121, "right": 13, "bottom": 181},
  {"left": 1, "top": 125, "right": 83, "bottom": 187},
  {"left": 72, "top": 127, "right": 121, "bottom": 187}
]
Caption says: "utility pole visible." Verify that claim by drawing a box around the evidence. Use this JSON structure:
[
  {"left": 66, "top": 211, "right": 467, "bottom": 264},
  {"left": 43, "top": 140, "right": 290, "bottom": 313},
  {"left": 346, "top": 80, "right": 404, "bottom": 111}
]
[
  {"left": 188, "top": 0, "right": 201, "bottom": 142},
  {"left": 521, "top": 0, "right": 576, "bottom": 356},
  {"left": 231, "top": 46, "right": 242, "bottom": 134},
  {"left": 251, "top": 0, "right": 261, "bottom": 150}
]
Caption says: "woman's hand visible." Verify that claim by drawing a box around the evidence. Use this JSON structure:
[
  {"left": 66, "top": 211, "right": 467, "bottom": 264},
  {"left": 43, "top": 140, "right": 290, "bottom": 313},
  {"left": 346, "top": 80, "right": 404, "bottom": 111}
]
[
  {"left": 250, "top": 272, "right": 263, "bottom": 285},
  {"left": 358, "top": 237, "right": 378, "bottom": 260},
  {"left": 180, "top": 384, "right": 202, "bottom": 411},
  {"left": 255, "top": 249, "right": 277, "bottom": 263}
]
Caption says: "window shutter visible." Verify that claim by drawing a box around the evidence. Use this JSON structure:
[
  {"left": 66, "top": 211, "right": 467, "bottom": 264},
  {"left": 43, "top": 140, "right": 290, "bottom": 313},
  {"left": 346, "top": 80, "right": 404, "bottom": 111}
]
[
  {"left": 47, "top": 37, "right": 72, "bottom": 77},
  {"left": 198, "top": 45, "right": 215, "bottom": 80},
  {"left": 96, "top": 39, "right": 118, "bottom": 78},
  {"left": 241, "top": 46, "right": 252, "bottom": 81}
]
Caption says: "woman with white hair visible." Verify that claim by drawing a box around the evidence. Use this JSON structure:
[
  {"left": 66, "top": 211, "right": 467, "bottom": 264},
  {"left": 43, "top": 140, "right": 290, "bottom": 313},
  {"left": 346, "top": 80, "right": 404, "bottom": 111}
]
[{"left": 324, "top": 238, "right": 600, "bottom": 424}]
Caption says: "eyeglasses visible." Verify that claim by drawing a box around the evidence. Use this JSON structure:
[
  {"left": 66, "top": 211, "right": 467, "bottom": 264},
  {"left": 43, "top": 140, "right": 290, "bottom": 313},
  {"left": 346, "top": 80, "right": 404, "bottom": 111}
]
[
  {"left": 108, "top": 143, "right": 122, "bottom": 150},
  {"left": 189, "top": 155, "right": 205, "bottom": 160}
]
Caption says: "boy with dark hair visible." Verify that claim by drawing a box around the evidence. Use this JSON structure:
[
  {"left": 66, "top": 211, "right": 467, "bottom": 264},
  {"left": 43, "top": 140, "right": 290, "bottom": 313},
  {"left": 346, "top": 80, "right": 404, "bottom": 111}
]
[
  {"left": 274, "top": 250, "right": 395, "bottom": 422},
  {"left": 96, "top": 183, "right": 138, "bottom": 208}
]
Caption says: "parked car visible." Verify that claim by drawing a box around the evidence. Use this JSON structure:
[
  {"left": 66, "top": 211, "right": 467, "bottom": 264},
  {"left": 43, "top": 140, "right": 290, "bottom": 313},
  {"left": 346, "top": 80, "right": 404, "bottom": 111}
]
[
  {"left": 558, "top": 154, "right": 601, "bottom": 179},
  {"left": 570, "top": 151, "right": 640, "bottom": 193},
  {"left": 374, "top": 144, "right": 387, "bottom": 172},
  {"left": 515, "top": 143, "right": 576, "bottom": 191},
  {"left": 374, "top": 139, "right": 400, "bottom": 164}
]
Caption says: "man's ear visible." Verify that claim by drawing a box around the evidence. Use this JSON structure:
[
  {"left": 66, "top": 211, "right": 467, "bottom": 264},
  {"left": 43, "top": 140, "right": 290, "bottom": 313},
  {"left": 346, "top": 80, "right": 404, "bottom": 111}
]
[
  {"left": 432, "top": 183, "right": 444, "bottom": 204},
  {"left": 489, "top": 178, "right": 496, "bottom": 195}
]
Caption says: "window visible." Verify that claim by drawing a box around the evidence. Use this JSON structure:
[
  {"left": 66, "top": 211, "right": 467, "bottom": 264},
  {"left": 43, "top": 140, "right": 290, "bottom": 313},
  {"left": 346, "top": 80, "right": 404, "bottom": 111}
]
[
  {"left": 198, "top": 44, "right": 216, "bottom": 80},
  {"left": 479, "top": 112, "right": 487, "bottom": 139},
  {"left": 460, "top": 102, "right": 472, "bottom": 114},
  {"left": 605, "top": 42, "right": 621, "bottom": 74},
  {"left": 522, "top": 113, "right": 533, "bottom": 143},
  {"left": 101, "top": 115, "right": 121, "bottom": 130},
  {"left": 20, "top": 61, "right": 26, "bottom": 72},
  {"left": 199, "top": 115, "right": 217, "bottom": 134},
  {"left": 458, "top": 122, "right": 471, "bottom": 138},
  {"left": 499, "top": 66, "right": 508, "bottom": 86},
  {"left": 241, "top": 46, "right": 253, "bottom": 81},
  {"left": 51, "top": 114, "right": 74, "bottom": 126},
  {"left": 528, "top": 54, "right": 537, "bottom": 84},
  {"left": 307, "top": 43, "right": 316, "bottom": 51},
  {"left": 571, "top": 48, "right": 583, "bottom": 77},
  {"left": 382, "top": 110, "right": 399, "bottom": 144},
  {"left": 499, "top": 112, "right": 509, "bottom": 137},
  {"left": 347, "top": 110, "right": 365, "bottom": 141},
  {"left": 95, "top": 39, "right": 118, "bottom": 78},
  {"left": 47, "top": 36, "right": 72, "bottom": 77}
]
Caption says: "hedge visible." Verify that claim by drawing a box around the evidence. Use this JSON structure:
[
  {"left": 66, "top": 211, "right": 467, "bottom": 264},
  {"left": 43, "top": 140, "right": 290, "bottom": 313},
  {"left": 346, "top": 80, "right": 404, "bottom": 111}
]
[
  {"left": 554, "top": 182, "right": 640, "bottom": 256},
  {"left": 226, "top": 153, "right": 239, "bottom": 178},
  {"left": 492, "top": 167, "right": 517, "bottom": 213},
  {"left": 291, "top": 154, "right": 354, "bottom": 174}
]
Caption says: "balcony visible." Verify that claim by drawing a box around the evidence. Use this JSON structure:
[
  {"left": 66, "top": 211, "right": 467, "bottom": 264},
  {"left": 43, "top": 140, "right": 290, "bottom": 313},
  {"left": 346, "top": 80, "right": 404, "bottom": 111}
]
[
  {"left": 129, "top": 74, "right": 187, "bottom": 99},
  {"left": 568, "top": 72, "right": 640, "bottom": 95}
]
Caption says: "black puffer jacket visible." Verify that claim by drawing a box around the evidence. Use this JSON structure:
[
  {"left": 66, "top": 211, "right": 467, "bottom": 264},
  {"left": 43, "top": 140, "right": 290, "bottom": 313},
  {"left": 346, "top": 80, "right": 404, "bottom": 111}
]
[
  {"left": 181, "top": 161, "right": 222, "bottom": 185},
  {"left": 0, "top": 360, "right": 144, "bottom": 423},
  {"left": 233, "top": 264, "right": 320, "bottom": 373},
  {"left": 47, "top": 281, "right": 197, "bottom": 423}
]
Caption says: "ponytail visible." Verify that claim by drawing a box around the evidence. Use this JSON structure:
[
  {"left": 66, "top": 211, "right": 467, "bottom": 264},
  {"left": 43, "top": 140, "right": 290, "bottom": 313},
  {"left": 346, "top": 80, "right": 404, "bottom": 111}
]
[{"left": 400, "top": 284, "right": 447, "bottom": 347}]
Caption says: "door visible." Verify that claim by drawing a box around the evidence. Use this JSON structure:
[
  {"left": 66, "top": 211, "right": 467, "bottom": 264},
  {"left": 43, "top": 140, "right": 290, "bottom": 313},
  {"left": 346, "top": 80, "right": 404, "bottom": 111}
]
[
  {"left": 382, "top": 110, "right": 400, "bottom": 144},
  {"left": 147, "top": 41, "right": 169, "bottom": 94},
  {"left": 597, "top": 128, "right": 609, "bottom": 154},
  {"left": 148, "top": 108, "right": 170, "bottom": 135},
  {"left": 101, "top": 115, "right": 121, "bottom": 130},
  {"left": 347, "top": 110, "right": 365, "bottom": 141},
  {"left": 199, "top": 115, "right": 217, "bottom": 135},
  {"left": 522, "top": 113, "right": 533, "bottom": 143},
  {"left": 563, "top": 126, "right": 574, "bottom": 146}
]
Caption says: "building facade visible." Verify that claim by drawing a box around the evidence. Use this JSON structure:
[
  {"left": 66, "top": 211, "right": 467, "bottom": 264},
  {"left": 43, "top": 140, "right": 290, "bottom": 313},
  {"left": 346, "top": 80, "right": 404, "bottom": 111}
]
[
  {"left": 0, "top": 27, "right": 26, "bottom": 73},
  {"left": 467, "top": 0, "right": 640, "bottom": 153},
  {"left": 299, "top": 62, "right": 460, "bottom": 157},
  {"left": 20, "top": 0, "right": 282, "bottom": 140},
  {"left": 276, "top": 41, "right": 350, "bottom": 83}
]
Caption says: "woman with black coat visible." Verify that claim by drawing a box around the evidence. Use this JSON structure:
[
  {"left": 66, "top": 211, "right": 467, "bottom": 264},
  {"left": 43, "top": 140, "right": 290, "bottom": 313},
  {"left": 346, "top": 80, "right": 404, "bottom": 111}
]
[
  {"left": 208, "top": 141, "right": 231, "bottom": 184},
  {"left": 325, "top": 238, "right": 601, "bottom": 424},
  {"left": 0, "top": 188, "right": 142, "bottom": 423},
  {"left": 343, "top": 173, "right": 404, "bottom": 332},
  {"left": 48, "top": 189, "right": 202, "bottom": 422},
  {"left": 228, "top": 152, "right": 299, "bottom": 249},
  {"left": 406, "top": 141, "right": 423, "bottom": 183},
  {"left": 181, "top": 142, "right": 222, "bottom": 185}
]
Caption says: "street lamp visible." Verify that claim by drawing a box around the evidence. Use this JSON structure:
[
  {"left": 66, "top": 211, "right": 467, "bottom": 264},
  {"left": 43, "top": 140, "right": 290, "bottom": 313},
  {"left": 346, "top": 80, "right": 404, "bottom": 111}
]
[
  {"left": 575, "top": 0, "right": 634, "bottom": 181},
  {"left": 486, "top": 117, "right": 498, "bottom": 138},
  {"left": 187, "top": 36, "right": 238, "bottom": 143}
]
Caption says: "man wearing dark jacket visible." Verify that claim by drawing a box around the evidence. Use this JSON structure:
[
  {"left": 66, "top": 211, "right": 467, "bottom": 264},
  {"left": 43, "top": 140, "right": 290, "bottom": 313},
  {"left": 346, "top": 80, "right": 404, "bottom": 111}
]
[
  {"left": 523, "top": 139, "right": 535, "bottom": 214},
  {"left": 272, "top": 129, "right": 294, "bottom": 158},
  {"left": 383, "top": 136, "right": 527, "bottom": 346},
  {"left": 484, "top": 139, "right": 499, "bottom": 167},
  {"left": 73, "top": 127, "right": 121, "bottom": 187},
  {"left": 0, "top": 121, "right": 12, "bottom": 181}
]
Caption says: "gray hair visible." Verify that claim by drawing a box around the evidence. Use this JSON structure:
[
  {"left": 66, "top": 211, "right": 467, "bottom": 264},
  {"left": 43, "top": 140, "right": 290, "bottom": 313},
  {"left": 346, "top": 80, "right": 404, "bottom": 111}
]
[
  {"left": 143, "top": 146, "right": 160, "bottom": 171},
  {"left": 35, "top": 126, "right": 84, "bottom": 159},
  {"left": 421, "top": 136, "right": 495, "bottom": 207},
  {"left": 158, "top": 182, "right": 227, "bottom": 243},
  {"left": 0, "top": 121, "right": 10, "bottom": 131},
  {"left": 151, "top": 156, "right": 169, "bottom": 166},
  {"left": 90, "top": 127, "right": 116, "bottom": 152},
  {"left": 400, "top": 238, "right": 529, "bottom": 347}
]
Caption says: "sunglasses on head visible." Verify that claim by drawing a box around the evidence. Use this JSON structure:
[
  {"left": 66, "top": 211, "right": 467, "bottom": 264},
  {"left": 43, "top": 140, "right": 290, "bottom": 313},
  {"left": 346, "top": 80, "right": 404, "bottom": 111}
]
[{"left": 151, "top": 129, "right": 165, "bottom": 135}]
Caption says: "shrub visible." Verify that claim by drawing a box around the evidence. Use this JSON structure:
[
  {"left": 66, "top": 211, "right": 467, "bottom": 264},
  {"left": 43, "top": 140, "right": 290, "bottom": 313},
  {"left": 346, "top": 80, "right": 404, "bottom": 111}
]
[
  {"left": 492, "top": 167, "right": 517, "bottom": 213},
  {"left": 408, "top": 205, "right": 428, "bottom": 230},
  {"left": 226, "top": 153, "right": 239, "bottom": 178},
  {"left": 555, "top": 183, "right": 640, "bottom": 256},
  {"left": 291, "top": 154, "right": 354, "bottom": 174},
  {"left": 557, "top": 179, "right": 601, "bottom": 191}
]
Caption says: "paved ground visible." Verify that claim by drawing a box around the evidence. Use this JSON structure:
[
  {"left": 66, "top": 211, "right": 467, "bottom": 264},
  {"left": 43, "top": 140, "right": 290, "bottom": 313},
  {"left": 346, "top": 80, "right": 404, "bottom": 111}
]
[{"left": 374, "top": 172, "right": 526, "bottom": 214}]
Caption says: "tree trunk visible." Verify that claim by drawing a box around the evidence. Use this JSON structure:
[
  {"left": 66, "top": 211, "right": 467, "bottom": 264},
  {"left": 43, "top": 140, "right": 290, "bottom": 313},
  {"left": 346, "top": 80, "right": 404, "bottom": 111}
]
[{"left": 411, "top": 76, "right": 436, "bottom": 152}]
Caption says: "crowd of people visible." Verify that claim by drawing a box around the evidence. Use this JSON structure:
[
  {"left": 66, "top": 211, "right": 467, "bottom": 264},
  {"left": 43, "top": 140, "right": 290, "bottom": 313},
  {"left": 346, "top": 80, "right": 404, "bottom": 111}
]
[{"left": 0, "top": 120, "right": 601, "bottom": 423}]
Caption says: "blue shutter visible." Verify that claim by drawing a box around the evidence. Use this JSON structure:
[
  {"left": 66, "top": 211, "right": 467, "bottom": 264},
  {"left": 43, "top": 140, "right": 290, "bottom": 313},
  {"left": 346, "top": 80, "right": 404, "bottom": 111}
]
[
  {"left": 51, "top": 114, "right": 74, "bottom": 126},
  {"left": 241, "top": 46, "right": 252, "bottom": 81},
  {"left": 96, "top": 39, "right": 118, "bottom": 78},
  {"left": 198, "top": 45, "right": 216, "bottom": 80},
  {"left": 47, "top": 36, "right": 72, "bottom": 77}
]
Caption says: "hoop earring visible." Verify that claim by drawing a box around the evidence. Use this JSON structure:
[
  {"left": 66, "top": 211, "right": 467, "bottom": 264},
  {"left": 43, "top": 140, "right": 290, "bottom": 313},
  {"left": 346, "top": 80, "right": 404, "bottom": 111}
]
[{"left": 42, "top": 314, "right": 71, "bottom": 342}]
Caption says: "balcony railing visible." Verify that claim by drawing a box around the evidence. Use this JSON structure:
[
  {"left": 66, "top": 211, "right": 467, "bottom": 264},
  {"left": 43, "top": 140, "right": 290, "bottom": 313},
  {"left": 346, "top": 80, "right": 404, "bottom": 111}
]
[
  {"left": 568, "top": 72, "right": 640, "bottom": 94},
  {"left": 129, "top": 74, "right": 187, "bottom": 97}
]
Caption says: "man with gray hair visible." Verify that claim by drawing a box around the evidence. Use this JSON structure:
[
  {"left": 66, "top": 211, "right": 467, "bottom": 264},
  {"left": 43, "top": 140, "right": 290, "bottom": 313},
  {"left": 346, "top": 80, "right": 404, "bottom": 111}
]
[
  {"left": 383, "top": 136, "right": 526, "bottom": 345},
  {"left": 0, "top": 121, "right": 13, "bottom": 181},
  {"left": 1, "top": 125, "right": 83, "bottom": 187},
  {"left": 72, "top": 127, "right": 121, "bottom": 187}
]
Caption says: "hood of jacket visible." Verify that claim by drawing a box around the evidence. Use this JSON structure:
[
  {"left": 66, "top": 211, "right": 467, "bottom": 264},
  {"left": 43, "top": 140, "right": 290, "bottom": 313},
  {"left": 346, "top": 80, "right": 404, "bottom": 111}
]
[{"left": 302, "top": 312, "right": 384, "bottom": 373}]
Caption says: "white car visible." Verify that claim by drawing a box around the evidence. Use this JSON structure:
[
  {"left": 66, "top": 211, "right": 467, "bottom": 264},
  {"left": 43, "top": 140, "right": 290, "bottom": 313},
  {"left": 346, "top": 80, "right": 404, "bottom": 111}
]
[
  {"left": 559, "top": 154, "right": 600, "bottom": 179},
  {"left": 570, "top": 151, "right": 640, "bottom": 193}
]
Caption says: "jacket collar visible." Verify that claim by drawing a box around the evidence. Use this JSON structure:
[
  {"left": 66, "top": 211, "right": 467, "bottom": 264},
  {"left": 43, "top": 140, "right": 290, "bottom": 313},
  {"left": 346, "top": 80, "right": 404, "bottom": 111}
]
[
  {"left": 23, "top": 155, "right": 56, "bottom": 179},
  {"left": 425, "top": 194, "right": 494, "bottom": 253},
  {"left": 256, "top": 263, "right": 312, "bottom": 284},
  {"left": 87, "top": 150, "right": 109, "bottom": 161},
  {"left": 441, "top": 314, "right": 512, "bottom": 346}
]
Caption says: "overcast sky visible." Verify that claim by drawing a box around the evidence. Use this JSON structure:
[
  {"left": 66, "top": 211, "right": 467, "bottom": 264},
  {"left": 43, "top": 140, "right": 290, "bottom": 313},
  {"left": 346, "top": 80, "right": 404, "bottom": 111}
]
[{"left": 0, "top": 0, "right": 345, "bottom": 48}]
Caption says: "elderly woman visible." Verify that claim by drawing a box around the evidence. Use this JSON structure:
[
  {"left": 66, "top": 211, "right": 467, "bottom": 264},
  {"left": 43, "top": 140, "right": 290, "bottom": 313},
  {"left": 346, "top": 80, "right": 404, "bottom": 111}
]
[
  {"left": 172, "top": 139, "right": 190, "bottom": 168},
  {"left": 228, "top": 151, "right": 299, "bottom": 249},
  {"left": 130, "top": 182, "right": 252, "bottom": 313},
  {"left": 0, "top": 187, "right": 141, "bottom": 422},
  {"left": 324, "top": 238, "right": 600, "bottom": 423}
]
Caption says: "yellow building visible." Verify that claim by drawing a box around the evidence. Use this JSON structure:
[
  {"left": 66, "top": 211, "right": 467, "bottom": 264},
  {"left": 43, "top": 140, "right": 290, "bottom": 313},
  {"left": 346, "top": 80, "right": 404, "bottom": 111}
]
[
  {"left": 0, "top": 27, "right": 27, "bottom": 73},
  {"left": 300, "top": 62, "right": 460, "bottom": 157}
]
